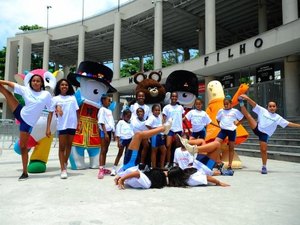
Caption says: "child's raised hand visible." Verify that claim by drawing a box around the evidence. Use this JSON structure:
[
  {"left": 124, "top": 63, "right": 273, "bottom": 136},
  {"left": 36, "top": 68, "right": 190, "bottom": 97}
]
[{"left": 55, "top": 105, "right": 63, "bottom": 117}]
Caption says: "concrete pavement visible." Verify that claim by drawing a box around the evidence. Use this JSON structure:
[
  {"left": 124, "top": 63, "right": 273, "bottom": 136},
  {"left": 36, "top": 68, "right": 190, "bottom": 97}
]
[{"left": 1, "top": 141, "right": 300, "bottom": 225}]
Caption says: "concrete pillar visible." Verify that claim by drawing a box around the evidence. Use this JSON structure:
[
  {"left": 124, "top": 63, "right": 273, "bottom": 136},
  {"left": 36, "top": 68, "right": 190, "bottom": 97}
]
[
  {"left": 113, "top": 12, "right": 121, "bottom": 80},
  {"left": 198, "top": 18, "right": 205, "bottom": 55},
  {"left": 112, "top": 92, "right": 120, "bottom": 120},
  {"left": 284, "top": 55, "right": 300, "bottom": 117},
  {"left": 183, "top": 48, "right": 190, "bottom": 61},
  {"left": 18, "top": 36, "right": 31, "bottom": 74},
  {"left": 78, "top": 25, "right": 86, "bottom": 66},
  {"left": 154, "top": 0, "right": 163, "bottom": 70},
  {"left": 258, "top": 0, "right": 267, "bottom": 33},
  {"left": 205, "top": 0, "right": 216, "bottom": 54},
  {"left": 2, "top": 39, "right": 18, "bottom": 119},
  {"left": 43, "top": 34, "right": 51, "bottom": 70},
  {"left": 139, "top": 56, "right": 144, "bottom": 72},
  {"left": 282, "top": 0, "right": 298, "bottom": 24},
  {"left": 63, "top": 66, "right": 71, "bottom": 79}
]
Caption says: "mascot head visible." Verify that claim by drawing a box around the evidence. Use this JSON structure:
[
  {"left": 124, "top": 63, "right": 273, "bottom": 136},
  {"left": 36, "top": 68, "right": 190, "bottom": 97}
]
[
  {"left": 165, "top": 70, "right": 198, "bottom": 108},
  {"left": 134, "top": 71, "right": 166, "bottom": 104},
  {"left": 206, "top": 80, "right": 225, "bottom": 103},
  {"left": 67, "top": 61, "right": 116, "bottom": 105}
]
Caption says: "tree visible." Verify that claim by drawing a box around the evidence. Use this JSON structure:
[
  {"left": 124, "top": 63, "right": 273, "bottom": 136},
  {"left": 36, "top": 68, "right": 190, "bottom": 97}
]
[
  {"left": 18, "top": 25, "right": 43, "bottom": 31},
  {"left": 0, "top": 47, "right": 6, "bottom": 80}
]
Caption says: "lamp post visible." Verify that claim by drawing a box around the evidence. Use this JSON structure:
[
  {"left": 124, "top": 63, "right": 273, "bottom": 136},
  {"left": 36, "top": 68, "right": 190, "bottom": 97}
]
[{"left": 47, "top": 5, "right": 52, "bottom": 34}]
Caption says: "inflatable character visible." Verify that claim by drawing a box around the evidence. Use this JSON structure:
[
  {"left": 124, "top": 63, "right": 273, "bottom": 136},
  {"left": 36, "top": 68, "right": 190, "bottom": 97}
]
[
  {"left": 164, "top": 70, "right": 198, "bottom": 136},
  {"left": 67, "top": 61, "right": 116, "bottom": 170},
  {"left": 14, "top": 69, "right": 63, "bottom": 173},
  {"left": 205, "top": 80, "right": 249, "bottom": 168}
]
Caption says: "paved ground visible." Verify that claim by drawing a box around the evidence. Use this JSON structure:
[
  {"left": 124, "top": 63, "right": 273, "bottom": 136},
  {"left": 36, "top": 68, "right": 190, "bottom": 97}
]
[{"left": 1, "top": 141, "right": 300, "bottom": 225}]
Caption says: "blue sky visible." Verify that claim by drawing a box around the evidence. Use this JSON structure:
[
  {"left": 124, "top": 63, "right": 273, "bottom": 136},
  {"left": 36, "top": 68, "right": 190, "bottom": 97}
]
[{"left": 0, "top": 0, "right": 131, "bottom": 49}]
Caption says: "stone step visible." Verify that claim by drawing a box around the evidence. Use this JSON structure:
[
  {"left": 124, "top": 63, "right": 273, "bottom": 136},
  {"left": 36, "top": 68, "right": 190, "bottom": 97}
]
[
  {"left": 235, "top": 147, "right": 300, "bottom": 163},
  {"left": 244, "top": 137, "right": 300, "bottom": 146},
  {"left": 238, "top": 142, "right": 300, "bottom": 153}
]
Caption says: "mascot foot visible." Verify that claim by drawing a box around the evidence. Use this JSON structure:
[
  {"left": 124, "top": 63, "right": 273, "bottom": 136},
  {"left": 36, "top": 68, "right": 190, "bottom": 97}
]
[{"left": 28, "top": 161, "right": 47, "bottom": 173}]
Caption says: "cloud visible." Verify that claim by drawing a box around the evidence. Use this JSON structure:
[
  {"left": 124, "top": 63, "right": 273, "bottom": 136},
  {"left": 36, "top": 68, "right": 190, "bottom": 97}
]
[{"left": 0, "top": 0, "right": 131, "bottom": 49}]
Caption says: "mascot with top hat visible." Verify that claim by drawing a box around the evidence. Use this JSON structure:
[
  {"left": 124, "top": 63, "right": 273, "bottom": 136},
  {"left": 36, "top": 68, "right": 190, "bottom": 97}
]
[{"left": 67, "top": 61, "right": 116, "bottom": 170}]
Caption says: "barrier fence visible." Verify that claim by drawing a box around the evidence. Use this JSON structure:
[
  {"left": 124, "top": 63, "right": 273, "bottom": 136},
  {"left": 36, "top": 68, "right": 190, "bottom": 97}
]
[{"left": 0, "top": 119, "right": 19, "bottom": 153}]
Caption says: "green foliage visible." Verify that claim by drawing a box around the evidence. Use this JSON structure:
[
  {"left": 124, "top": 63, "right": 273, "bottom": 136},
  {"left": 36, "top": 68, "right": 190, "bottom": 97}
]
[
  {"left": 239, "top": 76, "right": 251, "bottom": 85},
  {"left": 18, "top": 25, "right": 43, "bottom": 31},
  {"left": 0, "top": 47, "right": 6, "bottom": 80}
]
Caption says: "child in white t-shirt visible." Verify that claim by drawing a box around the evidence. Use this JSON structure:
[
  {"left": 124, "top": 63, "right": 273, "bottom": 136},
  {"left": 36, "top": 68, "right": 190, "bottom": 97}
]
[
  {"left": 215, "top": 96, "right": 244, "bottom": 171},
  {"left": 239, "top": 94, "right": 300, "bottom": 174},
  {"left": 112, "top": 109, "right": 134, "bottom": 176},
  {"left": 97, "top": 95, "right": 115, "bottom": 179},
  {"left": 130, "top": 91, "right": 150, "bottom": 120},
  {"left": 46, "top": 79, "right": 79, "bottom": 179}
]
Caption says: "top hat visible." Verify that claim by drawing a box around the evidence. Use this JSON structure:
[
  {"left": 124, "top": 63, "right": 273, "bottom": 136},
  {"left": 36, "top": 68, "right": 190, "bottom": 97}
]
[{"left": 67, "top": 61, "right": 116, "bottom": 93}]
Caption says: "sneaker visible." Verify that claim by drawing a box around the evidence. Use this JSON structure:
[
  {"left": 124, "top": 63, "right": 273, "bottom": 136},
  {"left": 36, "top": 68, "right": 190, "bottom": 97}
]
[
  {"left": 98, "top": 168, "right": 104, "bottom": 179},
  {"left": 60, "top": 170, "right": 68, "bottom": 179},
  {"left": 18, "top": 173, "right": 29, "bottom": 181},
  {"left": 221, "top": 169, "right": 234, "bottom": 176},
  {"left": 111, "top": 168, "right": 116, "bottom": 176},
  {"left": 103, "top": 168, "right": 111, "bottom": 175},
  {"left": 261, "top": 166, "right": 268, "bottom": 174},
  {"left": 238, "top": 96, "right": 244, "bottom": 106},
  {"left": 177, "top": 134, "right": 197, "bottom": 155},
  {"left": 163, "top": 118, "right": 173, "bottom": 135}
]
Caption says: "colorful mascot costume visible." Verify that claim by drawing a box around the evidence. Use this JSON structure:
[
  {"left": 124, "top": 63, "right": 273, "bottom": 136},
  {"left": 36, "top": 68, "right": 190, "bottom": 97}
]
[
  {"left": 205, "top": 80, "right": 249, "bottom": 168},
  {"left": 14, "top": 69, "right": 63, "bottom": 173},
  {"left": 67, "top": 61, "right": 116, "bottom": 170}
]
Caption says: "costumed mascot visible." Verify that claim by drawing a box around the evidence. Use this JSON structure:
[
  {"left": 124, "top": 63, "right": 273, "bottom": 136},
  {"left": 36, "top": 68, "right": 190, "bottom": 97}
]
[
  {"left": 67, "top": 61, "right": 116, "bottom": 170},
  {"left": 205, "top": 80, "right": 249, "bottom": 168},
  {"left": 164, "top": 70, "right": 198, "bottom": 137},
  {"left": 14, "top": 69, "right": 63, "bottom": 173}
]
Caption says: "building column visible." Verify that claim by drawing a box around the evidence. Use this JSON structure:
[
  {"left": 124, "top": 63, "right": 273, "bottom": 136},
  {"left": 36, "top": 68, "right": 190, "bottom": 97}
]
[
  {"left": 43, "top": 34, "right": 51, "bottom": 70},
  {"left": 2, "top": 39, "right": 18, "bottom": 119},
  {"left": 198, "top": 18, "right": 205, "bottom": 55},
  {"left": 63, "top": 66, "right": 71, "bottom": 79},
  {"left": 258, "top": 0, "right": 267, "bottom": 33},
  {"left": 18, "top": 36, "right": 31, "bottom": 74},
  {"left": 205, "top": 0, "right": 216, "bottom": 54},
  {"left": 284, "top": 55, "right": 300, "bottom": 117},
  {"left": 183, "top": 48, "right": 190, "bottom": 61},
  {"left": 154, "top": 0, "right": 163, "bottom": 70},
  {"left": 112, "top": 92, "right": 120, "bottom": 120},
  {"left": 282, "top": 0, "right": 298, "bottom": 24},
  {"left": 113, "top": 11, "right": 122, "bottom": 80},
  {"left": 78, "top": 25, "right": 86, "bottom": 66}
]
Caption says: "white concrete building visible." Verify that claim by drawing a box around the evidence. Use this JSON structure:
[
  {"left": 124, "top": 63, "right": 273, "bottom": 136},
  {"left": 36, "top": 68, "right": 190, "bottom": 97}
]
[{"left": 1, "top": 0, "right": 300, "bottom": 119}]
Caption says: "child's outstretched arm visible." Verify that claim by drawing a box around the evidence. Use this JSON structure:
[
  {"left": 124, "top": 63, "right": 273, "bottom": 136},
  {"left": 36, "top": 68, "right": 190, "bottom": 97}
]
[{"left": 207, "top": 176, "right": 230, "bottom": 187}]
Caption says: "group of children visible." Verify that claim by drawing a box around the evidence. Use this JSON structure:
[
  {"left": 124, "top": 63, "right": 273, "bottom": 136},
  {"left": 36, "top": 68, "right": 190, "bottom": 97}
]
[{"left": 1, "top": 73, "right": 300, "bottom": 187}]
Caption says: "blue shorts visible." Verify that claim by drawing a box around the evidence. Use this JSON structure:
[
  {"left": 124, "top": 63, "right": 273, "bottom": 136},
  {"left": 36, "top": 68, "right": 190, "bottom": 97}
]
[
  {"left": 191, "top": 129, "right": 206, "bottom": 139},
  {"left": 13, "top": 104, "right": 32, "bottom": 133},
  {"left": 196, "top": 154, "right": 216, "bottom": 170},
  {"left": 120, "top": 138, "right": 132, "bottom": 147},
  {"left": 253, "top": 125, "right": 269, "bottom": 143},
  {"left": 100, "top": 130, "right": 112, "bottom": 139},
  {"left": 150, "top": 134, "right": 165, "bottom": 148},
  {"left": 58, "top": 128, "right": 76, "bottom": 135},
  {"left": 167, "top": 130, "right": 182, "bottom": 137},
  {"left": 217, "top": 129, "right": 236, "bottom": 142}
]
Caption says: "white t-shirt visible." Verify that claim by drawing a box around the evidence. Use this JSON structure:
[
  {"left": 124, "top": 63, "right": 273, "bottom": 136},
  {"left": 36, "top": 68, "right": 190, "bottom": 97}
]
[
  {"left": 115, "top": 120, "right": 134, "bottom": 139},
  {"left": 253, "top": 104, "right": 289, "bottom": 136},
  {"left": 49, "top": 95, "right": 79, "bottom": 131},
  {"left": 131, "top": 117, "right": 147, "bottom": 133},
  {"left": 187, "top": 171, "right": 208, "bottom": 186},
  {"left": 118, "top": 166, "right": 151, "bottom": 189},
  {"left": 145, "top": 114, "right": 162, "bottom": 128},
  {"left": 185, "top": 109, "right": 212, "bottom": 132},
  {"left": 14, "top": 84, "right": 52, "bottom": 126},
  {"left": 216, "top": 108, "right": 244, "bottom": 131},
  {"left": 130, "top": 103, "right": 150, "bottom": 120},
  {"left": 173, "top": 147, "right": 193, "bottom": 169},
  {"left": 97, "top": 107, "right": 115, "bottom": 132},
  {"left": 162, "top": 104, "right": 185, "bottom": 132}
]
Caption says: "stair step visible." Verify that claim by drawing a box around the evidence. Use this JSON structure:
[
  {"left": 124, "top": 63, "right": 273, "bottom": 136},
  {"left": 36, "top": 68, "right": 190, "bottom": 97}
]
[
  {"left": 238, "top": 142, "right": 300, "bottom": 153},
  {"left": 244, "top": 137, "right": 300, "bottom": 146},
  {"left": 235, "top": 148, "right": 300, "bottom": 163}
]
